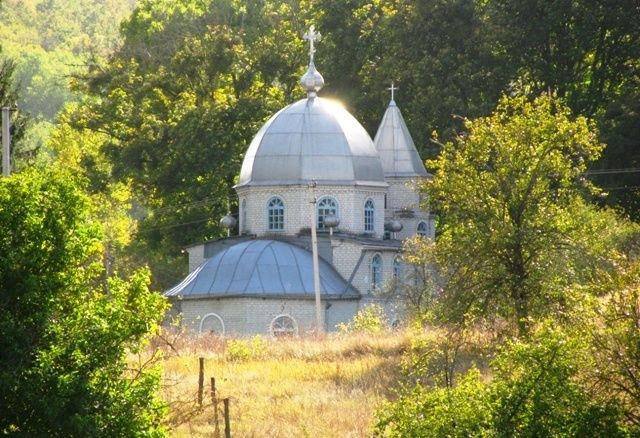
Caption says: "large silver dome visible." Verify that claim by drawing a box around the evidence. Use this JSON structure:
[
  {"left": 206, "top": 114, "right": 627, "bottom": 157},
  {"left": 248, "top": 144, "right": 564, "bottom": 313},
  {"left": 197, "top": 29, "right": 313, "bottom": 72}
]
[
  {"left": 165, "top": 239, "right": 358, "bottom": 299},
  {"left": 236, "top": 97, "right": 386, "bottom": 188}
]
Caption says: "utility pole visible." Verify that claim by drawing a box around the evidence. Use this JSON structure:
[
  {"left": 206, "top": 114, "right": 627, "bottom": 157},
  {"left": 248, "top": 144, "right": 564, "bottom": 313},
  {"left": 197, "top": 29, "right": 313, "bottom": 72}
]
[
  {"left": 309, "top": 180, "right": 323, "bottom": 334},
  {"left": 2, "top": 107, "right": 10, "bottom": 176}
]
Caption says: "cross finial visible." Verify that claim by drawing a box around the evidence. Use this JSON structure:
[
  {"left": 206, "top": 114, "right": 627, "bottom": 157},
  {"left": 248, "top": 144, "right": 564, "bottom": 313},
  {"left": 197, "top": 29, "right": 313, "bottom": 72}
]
[
  {"left": 303, "top": 25, "right": 321, "bottom": 64},
  {"left": 387, "top": 82, "right": 399, "bottom": 102}
]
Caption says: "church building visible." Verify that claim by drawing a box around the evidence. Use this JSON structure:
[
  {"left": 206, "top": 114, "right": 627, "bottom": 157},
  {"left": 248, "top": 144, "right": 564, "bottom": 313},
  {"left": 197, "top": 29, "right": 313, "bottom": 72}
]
[{"left": 165, "top": 27, "right": 433, "bottom": 336}]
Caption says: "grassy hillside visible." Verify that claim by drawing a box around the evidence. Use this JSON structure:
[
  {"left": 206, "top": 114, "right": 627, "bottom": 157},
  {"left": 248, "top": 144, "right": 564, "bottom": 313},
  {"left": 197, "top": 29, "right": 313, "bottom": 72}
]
[{"left": 157, "top": 331, "right": 408, "bottom": 437}]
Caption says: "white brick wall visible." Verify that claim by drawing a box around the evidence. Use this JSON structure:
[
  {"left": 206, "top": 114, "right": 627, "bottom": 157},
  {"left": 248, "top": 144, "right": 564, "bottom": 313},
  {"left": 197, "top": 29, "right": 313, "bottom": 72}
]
[
  {"left": 185, "top": 245, "right": 205, "bottom": 273},
  {"left": 178, "top": 297, "right": 359, "bottom": 335},
  {"left": 383, "top": 177, "right": 435, "bottom": 240},
  {"left": 330, "top": 239, "right": 402, "bottom": 297},
  {"left": 236, "top": 185, "right": 386, "bottom": 238}
]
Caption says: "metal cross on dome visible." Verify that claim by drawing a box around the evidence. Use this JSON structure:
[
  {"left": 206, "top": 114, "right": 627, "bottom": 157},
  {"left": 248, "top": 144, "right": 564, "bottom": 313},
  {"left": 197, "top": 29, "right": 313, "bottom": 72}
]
[
  {"left": 387, "top": 82, "right": 399, "bottom": 102},
  {"left": 303, "top": 25, "right": 321, "bottom": 63}
]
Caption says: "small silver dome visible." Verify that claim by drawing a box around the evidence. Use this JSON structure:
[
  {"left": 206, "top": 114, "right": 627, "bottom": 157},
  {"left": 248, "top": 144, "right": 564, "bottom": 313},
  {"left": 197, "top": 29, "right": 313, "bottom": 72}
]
[
  {"left": 323, "top": 214, "right": 340, "bottom": 228},
  {"left": 300, "top": 61, "right": 324, "bottom": 97},
  {"left": 220, "top": 214, "right": 237, "bottom": 229},
  {"left": 237, "top": 97, "right": 386, "bottom": 188},
  {"left": 385, "top": 219, "right": 403, "bottom": 232}
]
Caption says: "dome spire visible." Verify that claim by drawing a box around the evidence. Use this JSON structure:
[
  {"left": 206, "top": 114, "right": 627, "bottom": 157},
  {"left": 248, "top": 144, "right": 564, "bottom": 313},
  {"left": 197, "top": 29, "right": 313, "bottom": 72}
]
[{"left": 300, "top": 25, "right": 324, "bottom": 98}]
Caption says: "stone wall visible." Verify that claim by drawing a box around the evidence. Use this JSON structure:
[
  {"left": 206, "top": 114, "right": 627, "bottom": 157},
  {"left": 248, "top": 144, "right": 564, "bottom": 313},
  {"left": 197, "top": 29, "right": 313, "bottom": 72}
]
[
  {"left": 178, "top": 297, "right": 359, "bottom": 335},
  {"left": 383, "top": 177, "right": 435, "bottom": 240},
  {"left": 236, "top": 184, "right": 386, "bottom": 238}
]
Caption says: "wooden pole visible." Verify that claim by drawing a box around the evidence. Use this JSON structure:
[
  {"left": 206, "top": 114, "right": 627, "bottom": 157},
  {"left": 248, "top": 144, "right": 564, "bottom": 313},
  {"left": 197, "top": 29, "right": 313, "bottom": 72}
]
[
  {"left": 211, "top": 377, "right": 220, "bottom": 438},
  {"left": 223, "top": 398, "right": 231, "bottom": 438},
  {"left": 198, "top": 357, "right": 204, "bottom": 407},
  {"left": 309, "top": 181, "right": 323, "bottom": 333}
]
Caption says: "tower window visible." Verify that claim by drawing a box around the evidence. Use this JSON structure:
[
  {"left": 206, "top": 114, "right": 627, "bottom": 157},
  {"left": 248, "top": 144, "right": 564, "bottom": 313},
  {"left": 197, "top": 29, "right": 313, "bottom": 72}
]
[
  {"left": 393, "top": 256, "right": 402, "bottom": 279},
  {"left": 417, "top": 221, "right": 428, "bottom": 237},
  {"left": 371, "top": 254, "right": 382, "bottom": 290},
  {"left": 241, "top": 199, "right": 247, "bottom": 232},
  {"left": 267, "top": 197, "right": 285, "bottom": 231},
  {"left": 364, "top": 199, "right": 375, "bottom": 232},
  {"left": 317, "top": 196, "right": 339, "bottom": 230}
]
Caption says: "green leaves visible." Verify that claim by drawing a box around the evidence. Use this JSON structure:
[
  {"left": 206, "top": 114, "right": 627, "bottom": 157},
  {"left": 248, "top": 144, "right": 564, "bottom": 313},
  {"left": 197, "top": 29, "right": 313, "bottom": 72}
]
[
  {"left": 426, "top": 94, "right": 606, "bottom": 335},
  {"left": 376, "top": 324, "right": 627, "bottom": 437},
  {"left": 0, "top": 169, "right": 167, "bottom": 437}
]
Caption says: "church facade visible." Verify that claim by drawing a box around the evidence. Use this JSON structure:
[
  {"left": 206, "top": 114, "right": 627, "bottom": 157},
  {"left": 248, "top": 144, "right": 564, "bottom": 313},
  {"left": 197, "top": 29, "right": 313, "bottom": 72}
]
[{"left": 165, "top": 28, "right": 433, "bottom": 336}]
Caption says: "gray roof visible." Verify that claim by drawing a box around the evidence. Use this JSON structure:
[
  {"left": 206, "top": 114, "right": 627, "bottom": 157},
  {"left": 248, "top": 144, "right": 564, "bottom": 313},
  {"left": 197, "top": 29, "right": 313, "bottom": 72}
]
[
  {"left": 165, "top": 239, "right": 359, "bottom": 299},
  {"left": 236, "top": 97, "right": 386, "bottom": 188},
  {"left": 373, "top": 99, "right": 428, "bottom": 178}
]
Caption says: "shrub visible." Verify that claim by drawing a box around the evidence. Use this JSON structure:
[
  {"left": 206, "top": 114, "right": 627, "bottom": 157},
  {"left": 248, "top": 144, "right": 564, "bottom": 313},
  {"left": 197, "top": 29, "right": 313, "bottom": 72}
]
[
  {"left": 375, "top": 323, "right": 627, "bottom": 437},
  {"left": 226, "top": 336, "right": 268, "bottom": 362},
  {"left": 338, "top": 304, "right": 388, "bottom": 334}
]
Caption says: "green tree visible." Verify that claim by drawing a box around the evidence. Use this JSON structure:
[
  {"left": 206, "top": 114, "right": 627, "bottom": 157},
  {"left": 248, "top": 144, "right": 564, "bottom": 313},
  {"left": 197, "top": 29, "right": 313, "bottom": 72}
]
[
  {"left": 578, "top": 251, "right": 640, "bottom": 427},
  {"left": 427, "top": 94, "right": 605, "bottom": 336},
  {"left": 0, "top": 168, "right": 167, "bottom": 437},
  {"left": 71, "top": 0, "right": 312, "bottom": 287},
  {"left": 376, "top": 324, "right": 627, "bottom": 437},
  {"left": 485, "top": 0, "right": 640, "bottom": 219}
]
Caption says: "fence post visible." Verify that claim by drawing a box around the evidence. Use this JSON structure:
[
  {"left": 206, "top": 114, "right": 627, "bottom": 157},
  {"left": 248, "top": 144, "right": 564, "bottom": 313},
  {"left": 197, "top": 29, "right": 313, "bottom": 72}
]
[
  {"left": 198, "top": 357, "right": 204, "bottom": 407},
  {"left": 211, "top": 377, "right": 220, "bottom": 438},
  {"left": 223, "top": 398, "right": 231, "bottom": 438}
]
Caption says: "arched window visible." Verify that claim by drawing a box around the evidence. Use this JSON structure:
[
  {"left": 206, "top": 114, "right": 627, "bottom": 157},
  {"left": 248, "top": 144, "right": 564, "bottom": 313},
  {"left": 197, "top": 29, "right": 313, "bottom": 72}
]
[
  {"left": 317, "top": 196, "right": 339, "bottom": 230},
  {"left": 199, "top": 313, "right": 226, "bottom": 336},
  {"left": 371, "top": 254, "right": 382, "bottom": 289},
  {"left": 364, "top": 199, "right": 375, "bottom": 232},
  {"left": 393, "top": 257, "right": 402, "bottom": 280},
  {"left": 417, "top": 221, "right": 428, "bottom": 237},
  {"left": 241, "top": 199, "right": 247, "bottom": 232},
  {"left": 267, "top": 197, "right": 285, "bottom": 231},
  {"left": 270, "top": 314, "right": 298, "bottom": 337}
]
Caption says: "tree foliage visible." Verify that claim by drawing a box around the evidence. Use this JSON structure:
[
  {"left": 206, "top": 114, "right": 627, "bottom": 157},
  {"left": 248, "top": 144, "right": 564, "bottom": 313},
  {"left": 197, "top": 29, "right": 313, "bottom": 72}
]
[
  {"left": 426, "top": 94, "right": 606, "bottom": 335},
  {"left": 0, "top": 168, "right": 167, "bottom": 437},
  {"left": 376, "top": 324, "right": 627, "bottom": 437},
  {"left": 62, "top": 0, "right": 320, "bottom": 286}
]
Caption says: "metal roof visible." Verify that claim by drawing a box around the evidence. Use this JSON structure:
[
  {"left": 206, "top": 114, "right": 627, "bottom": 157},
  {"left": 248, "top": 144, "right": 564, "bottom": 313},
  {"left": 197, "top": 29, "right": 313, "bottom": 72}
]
[
  {"left": 236, "top": 97, "right": 386, "bottom": 188},
  {"left": 165, "top": 239, "right": 359, "bottom": 299},
  {"left": 373, "top": 99, "right": 428, "bottom": 178}
]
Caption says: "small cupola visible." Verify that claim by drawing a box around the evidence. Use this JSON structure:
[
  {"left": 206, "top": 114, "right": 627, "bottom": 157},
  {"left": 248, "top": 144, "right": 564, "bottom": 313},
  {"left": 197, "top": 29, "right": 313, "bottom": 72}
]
[{"left": 373, "top": 84, "right": 428, "bottom": 178}]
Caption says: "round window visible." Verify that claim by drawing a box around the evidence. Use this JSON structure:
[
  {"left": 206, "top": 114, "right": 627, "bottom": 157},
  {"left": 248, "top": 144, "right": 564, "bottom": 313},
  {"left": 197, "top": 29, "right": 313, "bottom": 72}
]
[{"left": 270, "top": 315, "right": 298, "bottom": 338}]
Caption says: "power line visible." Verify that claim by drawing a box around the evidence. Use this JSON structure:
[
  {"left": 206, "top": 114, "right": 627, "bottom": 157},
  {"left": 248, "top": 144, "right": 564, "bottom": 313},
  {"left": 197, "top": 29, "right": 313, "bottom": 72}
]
[
  {"left": 586, "top": 167, "right": 640, "bottom": 175},
  {"left": 600, "top": 186, "right": 640, "bottom": 191},
  {"left": 141, "top": 217, "right": 215, "bottom": 232}
]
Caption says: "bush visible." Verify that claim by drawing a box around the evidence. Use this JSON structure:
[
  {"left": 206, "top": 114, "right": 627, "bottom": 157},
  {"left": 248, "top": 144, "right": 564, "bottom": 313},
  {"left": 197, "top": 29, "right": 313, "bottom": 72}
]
[
  {"left": 375, "top": 323, "right": 627, "bottom": 437},
  {"left": 226, "top": 336, "right": 268, "bottom": 362},
  {"left": 376, "top": 368, "right": 492, "bottom": 437},
  {"left": 338, "top": 304, "right": 388, "bottom": 334}
]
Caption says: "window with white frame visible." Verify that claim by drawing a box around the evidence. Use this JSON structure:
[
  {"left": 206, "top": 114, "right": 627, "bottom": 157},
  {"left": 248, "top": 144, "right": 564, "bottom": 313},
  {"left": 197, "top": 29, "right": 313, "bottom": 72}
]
[
  {"left": 371, "top": 254, "right": 382, "bottom": 289},
  {"left": 270, "top": 314, "right": 298, "bottom": 337},
  {"left": 417, "top": 221, "right": 428, "bottom": 237},
  {"left": 199, "top": 313, "right": 226, "bottom": 336},
  {"left": 364, "top": 199, "right": 375, "bottom": 232},
  {"left": 317, "top": 196, "right": 338, "bottom": 230},
  {"left": 267, "top": 196, "right": 285, "bottom": 231}
]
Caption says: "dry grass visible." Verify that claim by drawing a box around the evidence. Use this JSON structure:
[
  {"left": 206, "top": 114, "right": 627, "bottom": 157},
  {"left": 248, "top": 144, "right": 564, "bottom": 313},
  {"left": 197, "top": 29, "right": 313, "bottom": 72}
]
[{"left": 156, "top": 331, "right": 409, "bottom": 437}]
